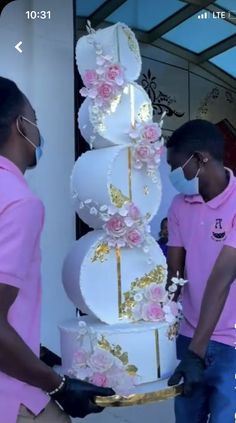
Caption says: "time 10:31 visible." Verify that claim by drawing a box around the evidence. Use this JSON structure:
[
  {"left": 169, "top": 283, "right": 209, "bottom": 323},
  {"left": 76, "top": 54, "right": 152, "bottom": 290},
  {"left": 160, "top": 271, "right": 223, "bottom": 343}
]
[{"left": 25, "top": 11, "right": 51, "bottom": 20}]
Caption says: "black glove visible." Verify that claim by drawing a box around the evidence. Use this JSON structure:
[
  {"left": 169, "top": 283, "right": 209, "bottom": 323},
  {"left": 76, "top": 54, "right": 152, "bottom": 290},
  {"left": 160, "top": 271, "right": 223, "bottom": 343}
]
[
  {"left": 51, "top": 376, "right": 115, "bottom": 418},
  {"left": 168, "top": 350, "right": 206, "bottom": 396}
]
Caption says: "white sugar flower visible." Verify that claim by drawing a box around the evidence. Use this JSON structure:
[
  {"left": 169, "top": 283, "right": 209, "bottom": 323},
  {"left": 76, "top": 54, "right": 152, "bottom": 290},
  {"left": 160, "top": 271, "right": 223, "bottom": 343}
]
[
  {"left": 168, "top": 284, "right": 178, "bottom": 293},
  {"left": 90, "top": 207, "right": 98, "bottom": 215},
  {"left": 134, "top": 293, "right": 143, "bottom": 302},
  {"left": 100, "top": 205, "right": 108, "bottom": 212}
]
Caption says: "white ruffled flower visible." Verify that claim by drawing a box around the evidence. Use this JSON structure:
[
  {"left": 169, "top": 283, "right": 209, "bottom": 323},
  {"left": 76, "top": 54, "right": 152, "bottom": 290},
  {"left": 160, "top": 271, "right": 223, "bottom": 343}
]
[
  {"left": 90, "top": 207, "right": 98, "bottom": 215},
  {"left": 134, "top": 293, "right": 143, "bottom": 302}
]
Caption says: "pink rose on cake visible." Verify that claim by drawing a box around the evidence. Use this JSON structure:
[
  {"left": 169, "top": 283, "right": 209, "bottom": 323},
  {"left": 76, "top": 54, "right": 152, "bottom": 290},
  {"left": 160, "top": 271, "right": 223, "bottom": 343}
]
[
  {"left": 97, "top": 82, "right": 116, "bottom": 102},
  {"left": 144, "top": 283, "right": 166, "bottom": 303},
  {"left": 89, "top": 372, "right": 108, "bottom": 387},
  {"left": 127, "top": 203, "right": 141, "bottom": 221},
  {"left": 141, "top": 123, "right": 162, "bottom": 143},
  {"left": 88, "top": 348, "right": 114, "bottom": 373},
  {"left": 134, "top": 143, "right": 154, "bottom": 163},
  {"left": 142, "top": 303, "right": 165, "bottom": 322},
  {"left": 126, "top": 228, "right": 144, "bottom": 247},
  {"left": 104, "top": 215, "right": 127, "bottom": 238},
  {"left": 73, "top": 349, "right": 89, "bottom": 367},
  {"left": 83, "top": 69, "right": 98, "bottom": 87},
  {"left": 163, "top": 301, "right": 179, "bottom": 324},
  {"left": 105, "top": 64, "right": 125, "bottom": 86}
]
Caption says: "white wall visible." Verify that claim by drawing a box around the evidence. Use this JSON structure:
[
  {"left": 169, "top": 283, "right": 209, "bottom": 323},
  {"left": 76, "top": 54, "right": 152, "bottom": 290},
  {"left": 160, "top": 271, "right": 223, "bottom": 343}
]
[{"left": 0, "top": 0, "right": 76, "bottom": 353}]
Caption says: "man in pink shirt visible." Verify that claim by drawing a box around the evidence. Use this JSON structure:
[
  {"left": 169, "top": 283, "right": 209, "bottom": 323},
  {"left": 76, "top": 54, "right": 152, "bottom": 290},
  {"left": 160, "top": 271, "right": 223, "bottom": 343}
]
[
  {"left": 166, "top": 119, "right": 236, "bottom": 422},
  {"left": 0, "top": 77, "right": 113, "bottom": 423}
]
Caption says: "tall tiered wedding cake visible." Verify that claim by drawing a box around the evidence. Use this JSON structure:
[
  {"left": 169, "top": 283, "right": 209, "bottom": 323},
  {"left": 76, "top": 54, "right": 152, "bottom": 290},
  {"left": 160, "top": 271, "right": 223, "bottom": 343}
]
[{"left": 60, "top": 22, "right": 186, "bottom": 394}]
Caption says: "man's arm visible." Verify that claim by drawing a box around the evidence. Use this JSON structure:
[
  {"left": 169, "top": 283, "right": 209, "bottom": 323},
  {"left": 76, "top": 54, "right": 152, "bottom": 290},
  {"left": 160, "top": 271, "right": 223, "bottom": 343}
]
[
  {"left": 0, "top": 283, "right": 62, "bottom": 391},
  {"left": 189, "top": 245, "right": 236, "bottom": 357},
  {"left": 168, "top": 245, "right": 236, "bottom": 395}
]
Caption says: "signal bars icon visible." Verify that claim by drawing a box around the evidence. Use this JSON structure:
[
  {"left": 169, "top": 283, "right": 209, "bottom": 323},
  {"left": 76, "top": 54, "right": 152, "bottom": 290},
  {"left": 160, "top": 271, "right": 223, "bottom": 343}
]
[{"left": 197, "top": 11, "right": 209, "bottom": 19}]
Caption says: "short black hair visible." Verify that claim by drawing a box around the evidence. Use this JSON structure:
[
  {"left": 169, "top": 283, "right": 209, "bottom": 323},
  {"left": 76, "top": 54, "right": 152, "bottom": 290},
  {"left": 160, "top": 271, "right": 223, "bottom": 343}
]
[
  {"left": 0, "top": 77, "right": 25, "bottom": 144},
  {"left": 166, "top": 119, "right": 224, "bottom": 162}
]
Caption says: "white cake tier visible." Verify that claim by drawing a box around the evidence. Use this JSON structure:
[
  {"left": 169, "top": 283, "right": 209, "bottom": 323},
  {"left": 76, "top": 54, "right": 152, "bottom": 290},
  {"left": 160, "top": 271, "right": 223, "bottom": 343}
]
[
  {"left": 62, "top": 230, "right": 167, "bottom": 325},
  {"left": 59, "top": 317, "right": 178, "bottom": 388},
  {"left": 71, "top": 145, "right": 162, "bottom": 229},
  {"left": 76, "top": 23, "right": 141, "bottom": 84},
  {"left": 79, "top": 83, "right": 152, "bottom": 148}
]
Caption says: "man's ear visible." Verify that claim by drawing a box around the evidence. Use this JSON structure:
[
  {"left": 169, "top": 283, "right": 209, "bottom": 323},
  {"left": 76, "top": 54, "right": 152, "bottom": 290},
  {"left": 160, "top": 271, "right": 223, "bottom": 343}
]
[
  {"left": 16, "top": 116, "right": 27, "bottom": 137},
  {"left": 194, "top": 151, "right": 209, "bottom": 167}
]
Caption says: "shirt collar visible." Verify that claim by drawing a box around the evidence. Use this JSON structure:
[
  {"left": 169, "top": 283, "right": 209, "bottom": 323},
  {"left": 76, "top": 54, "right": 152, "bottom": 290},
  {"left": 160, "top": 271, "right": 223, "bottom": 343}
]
[
  {"left": 0, "top": 155, "right": 27, "bottom": 185},
  {"left": 184, "top": 168, "right": 235, "bottom": 209}
]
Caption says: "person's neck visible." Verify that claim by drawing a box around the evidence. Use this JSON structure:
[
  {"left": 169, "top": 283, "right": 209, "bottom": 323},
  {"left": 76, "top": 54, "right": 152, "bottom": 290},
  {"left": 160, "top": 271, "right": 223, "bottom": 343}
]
[
  {"left": 200, "top": 166, "right": 229, "bottom": 202},
  {"left": 0, "top": 150, "right": 26, "bottom": 174}
]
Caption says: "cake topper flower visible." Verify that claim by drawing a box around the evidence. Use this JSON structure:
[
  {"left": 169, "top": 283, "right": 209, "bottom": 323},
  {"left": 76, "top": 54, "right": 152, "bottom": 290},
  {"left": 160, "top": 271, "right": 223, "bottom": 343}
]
[{"left": 79, "top": 21, "right": 128, "bottom": 147}]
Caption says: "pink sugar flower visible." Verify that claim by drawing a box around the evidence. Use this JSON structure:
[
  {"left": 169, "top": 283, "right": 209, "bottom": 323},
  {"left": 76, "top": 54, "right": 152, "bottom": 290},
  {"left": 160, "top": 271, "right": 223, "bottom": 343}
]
[
  {"left": 104, "top": 215, "right": 127, "bottom": 238},
  {"left": 89, "top": 372, "right": 108, "bottom": 387},
  {"left": 126, "top": 228, "right": 144, "bottom": 247},
  {"left": 144, "top": 283, "right": 166, "bottom": 303},
  {"left": 141, "top": 123, "right": 162, "bottom": 143},
  {"left": 142, "top": 302, "right": 165, "bottom": 322},
  {"left": 83, "top": 69, "right": 98, "bottom": 87},
  {"left": 105, "top": 64, "right": 124, "bottom": 85}
]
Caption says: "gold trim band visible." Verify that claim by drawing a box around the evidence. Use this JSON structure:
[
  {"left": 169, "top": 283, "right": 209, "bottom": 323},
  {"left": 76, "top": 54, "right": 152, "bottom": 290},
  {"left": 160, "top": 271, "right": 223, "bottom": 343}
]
[
  {"left": 95, "top": 383, "right": 183, "bottom": 407},
  {"left": 115, "top": 246, "right": 122, "bottom": 318}
]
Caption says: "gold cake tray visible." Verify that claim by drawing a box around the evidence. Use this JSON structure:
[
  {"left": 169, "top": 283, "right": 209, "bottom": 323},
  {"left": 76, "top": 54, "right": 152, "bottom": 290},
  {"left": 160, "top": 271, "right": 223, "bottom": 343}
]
[{"left": 95, "top": 383, "right": 183, "bottom": 407}]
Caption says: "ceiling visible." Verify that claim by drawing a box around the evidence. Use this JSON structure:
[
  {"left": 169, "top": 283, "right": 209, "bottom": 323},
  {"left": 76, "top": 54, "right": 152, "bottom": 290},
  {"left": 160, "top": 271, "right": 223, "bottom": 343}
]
[{"left": 76, "top": 0, "right": 236, "bottom": 89}]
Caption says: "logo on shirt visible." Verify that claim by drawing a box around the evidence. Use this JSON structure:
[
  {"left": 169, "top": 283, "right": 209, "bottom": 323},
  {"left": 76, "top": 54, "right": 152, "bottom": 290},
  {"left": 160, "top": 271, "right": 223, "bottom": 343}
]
[{"left": 211, "top": 218, "right": 227, "bottom": 241}]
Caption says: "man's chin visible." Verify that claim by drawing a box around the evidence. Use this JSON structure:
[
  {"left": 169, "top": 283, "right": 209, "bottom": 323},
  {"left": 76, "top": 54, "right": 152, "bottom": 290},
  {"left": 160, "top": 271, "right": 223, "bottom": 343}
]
[{"left": 27, "top": 160, "right": 37, "bottom": 169}]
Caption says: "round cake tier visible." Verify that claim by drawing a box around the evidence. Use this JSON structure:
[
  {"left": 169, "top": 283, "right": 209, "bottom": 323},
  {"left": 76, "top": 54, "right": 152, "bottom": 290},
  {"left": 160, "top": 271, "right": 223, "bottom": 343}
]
[
  {"left": 71, "top": 145, "right": 162, "bottom": 229},
  {"left": 59, "top": 317, "right": 178, "bottom": 389},
  {"left": 62, "top": 230, "right": 167, "bottom": 324},
  {"left": 79, "top": 83, "right": 152, "bottom": 149},
  {"left": 76, "top": 23, "right": 141, "bottom": 84}
]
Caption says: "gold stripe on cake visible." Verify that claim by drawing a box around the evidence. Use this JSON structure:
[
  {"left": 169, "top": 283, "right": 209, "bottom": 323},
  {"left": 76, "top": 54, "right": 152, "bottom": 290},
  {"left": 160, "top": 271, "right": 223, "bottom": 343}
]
[
  {"left": 155, "top": 329, "right": 161, "bottom": 379},
  {"left": 128, "top": 147, "right": 132, "bottom": 202},
  {"left": 115, "top": 246, "right": 122, "bottom": 318}
]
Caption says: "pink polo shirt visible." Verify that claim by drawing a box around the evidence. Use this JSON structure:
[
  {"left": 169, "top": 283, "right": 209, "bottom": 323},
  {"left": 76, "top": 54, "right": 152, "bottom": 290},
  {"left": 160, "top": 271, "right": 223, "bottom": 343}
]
[
  {"left": 168, "top": 168, "right": 236, "bottom": 347},
  {"left": 0, "top": 156, "right": 49, "bottom": 423}
]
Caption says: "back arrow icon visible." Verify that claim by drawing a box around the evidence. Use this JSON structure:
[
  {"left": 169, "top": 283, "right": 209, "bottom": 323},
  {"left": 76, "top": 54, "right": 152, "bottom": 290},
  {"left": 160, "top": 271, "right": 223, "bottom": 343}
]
[{"left": 15, "top": 41, "right": 23, "bottom": 53}]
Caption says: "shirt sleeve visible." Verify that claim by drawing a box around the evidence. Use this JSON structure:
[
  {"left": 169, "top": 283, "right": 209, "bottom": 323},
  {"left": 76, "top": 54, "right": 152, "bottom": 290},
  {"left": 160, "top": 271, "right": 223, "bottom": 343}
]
[
  {"left": 0, "top": 197, "right": 44, "bottom": 289},
  {"left": 167, "top": 197, "right": 184, "bottom": 248},
  {"left": 224, "top": 216, "right": 236, "bottom": 249}
]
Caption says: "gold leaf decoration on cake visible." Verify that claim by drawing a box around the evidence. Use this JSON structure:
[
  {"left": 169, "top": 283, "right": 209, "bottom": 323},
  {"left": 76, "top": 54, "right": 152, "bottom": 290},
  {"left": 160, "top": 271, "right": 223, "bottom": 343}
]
[
  {"left": 110, "top": 184, "right": 129, "bottom": 208},
  {"left": 98, "top": 336, "right": 137, "bottom": 372},
  {"left": 167, "top": 322, "right": 179, "bottom": 340},
  {"left": 108, "top": 95, "right": 121, "bottom": 114},
  {"left": 137, "top": 103, "right": 152, "bottom": 123},
  {"left": 143, "top": 185, "right": 149, "bottom": 195},
  {"left": 91, "top": 243, "right": 110, "bottom": 263},
  {"left": 122, "top": 26, "right": 140, "bottom": 60},
  {"left": 132, "top": 265, "right": 166, "bottom": 288},
  {"left": 121, "top": 265, "right": 167, "bottom": 319},
  {"left": 126, "top": 365, "right": 138, "bottom": 375}
]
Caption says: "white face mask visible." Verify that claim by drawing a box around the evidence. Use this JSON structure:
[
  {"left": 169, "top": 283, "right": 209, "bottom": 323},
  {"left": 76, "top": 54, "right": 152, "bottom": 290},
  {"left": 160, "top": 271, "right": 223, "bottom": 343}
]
[{"left": 169, "top": 155, "right": 201, "bottom": 196}]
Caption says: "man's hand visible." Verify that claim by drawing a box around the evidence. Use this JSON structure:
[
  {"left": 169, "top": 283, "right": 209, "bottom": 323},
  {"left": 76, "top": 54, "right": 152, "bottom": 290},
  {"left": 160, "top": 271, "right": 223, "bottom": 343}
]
[
  {"left": 51, "top": 376, "right": 114, "bottom": 418},
  {"left": 167, "top": 350, "right": 205, "bottom": 396}
]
